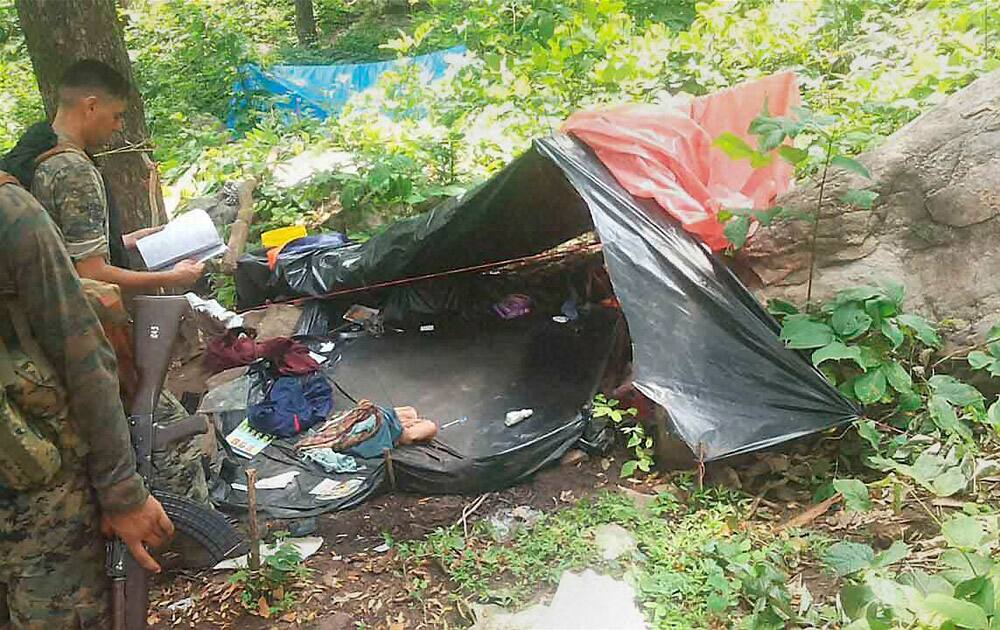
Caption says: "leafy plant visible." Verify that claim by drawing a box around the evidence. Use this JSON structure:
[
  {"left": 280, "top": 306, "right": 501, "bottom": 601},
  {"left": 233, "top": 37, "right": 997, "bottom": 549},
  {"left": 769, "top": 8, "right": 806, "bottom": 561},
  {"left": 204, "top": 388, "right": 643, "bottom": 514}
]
[
  {"left": 774, "top": 283, "right": 1000, "bottom": 498},
  {"left": 229, "top": 534, "right": 311, "bottom": 619},
  {"left": 829, "top": 514, "right": 1000, "bottom": 630},
  {"left": 592, "top": 393, "right": 652, "bottom": 478},
  {"left": 396, "top": 490, "right": 801, "bottom": 628},
  {"left": 703, "top": 537, "right": 797, "bottom": 628},
  {"left": 715, "top": 106, "right": 877, "bottom": 306}
]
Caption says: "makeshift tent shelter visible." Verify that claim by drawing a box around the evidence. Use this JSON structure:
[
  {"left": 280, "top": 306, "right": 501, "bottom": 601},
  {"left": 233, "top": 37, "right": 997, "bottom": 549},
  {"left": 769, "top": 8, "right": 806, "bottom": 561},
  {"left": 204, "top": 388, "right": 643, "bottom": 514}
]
[{"left": 236, "top": 134, "right": 859, "bottom": 478}]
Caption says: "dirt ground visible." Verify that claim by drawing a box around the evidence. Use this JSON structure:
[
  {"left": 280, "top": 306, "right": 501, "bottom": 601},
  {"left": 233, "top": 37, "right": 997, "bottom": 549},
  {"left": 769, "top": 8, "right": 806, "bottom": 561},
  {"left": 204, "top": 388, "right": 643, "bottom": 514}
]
[
  {"left": 153, "top": 350, "right": 944, "bottom": 629},
  {"left": 149, "top": 445, "right": 626, "bottom": 629}
]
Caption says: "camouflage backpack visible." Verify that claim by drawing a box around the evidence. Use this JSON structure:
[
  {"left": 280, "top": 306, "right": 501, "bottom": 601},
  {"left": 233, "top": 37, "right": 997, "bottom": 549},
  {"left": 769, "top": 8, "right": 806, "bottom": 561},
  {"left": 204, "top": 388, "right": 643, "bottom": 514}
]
[{"left": 0, "top": 174, "right": 65, "bottom": 490}]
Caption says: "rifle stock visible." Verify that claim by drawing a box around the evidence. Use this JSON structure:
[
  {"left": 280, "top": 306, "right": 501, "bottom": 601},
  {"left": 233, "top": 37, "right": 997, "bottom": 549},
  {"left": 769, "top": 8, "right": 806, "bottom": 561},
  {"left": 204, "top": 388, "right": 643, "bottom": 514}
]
[
  {"left": 109, "top": 296, "right": 247, "bottom": 630},
  {"left": 130, "top": 296, "right": 189, "bottom": 422}
]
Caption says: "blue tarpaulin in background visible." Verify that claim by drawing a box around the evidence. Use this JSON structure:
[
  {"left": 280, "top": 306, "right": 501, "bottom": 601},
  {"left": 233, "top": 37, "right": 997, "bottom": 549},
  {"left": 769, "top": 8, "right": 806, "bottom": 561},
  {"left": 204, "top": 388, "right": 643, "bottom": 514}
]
[{"left": 227, "top": 45, "right": 468, "bottom": 128}]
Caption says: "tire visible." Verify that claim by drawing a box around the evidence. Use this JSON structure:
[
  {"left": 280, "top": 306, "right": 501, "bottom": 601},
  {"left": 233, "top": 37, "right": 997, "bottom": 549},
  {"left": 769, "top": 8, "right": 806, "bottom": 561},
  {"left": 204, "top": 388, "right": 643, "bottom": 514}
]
[{"left": 152, "top": 489, "right": 247, "bottom": 564}]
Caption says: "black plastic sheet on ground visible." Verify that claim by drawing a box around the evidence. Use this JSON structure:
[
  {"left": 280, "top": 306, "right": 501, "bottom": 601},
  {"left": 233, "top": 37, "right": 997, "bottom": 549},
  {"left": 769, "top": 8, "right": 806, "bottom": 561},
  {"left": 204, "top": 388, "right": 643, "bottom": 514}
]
[
  {"left": 236, "top": 134, "right": 860, "bottom": 464},
  {"left": 327, "top": 308, "right": 624, "bottom": 495},
  {"left": 214, "top": 439, "right": 384, "bottom": 519}
]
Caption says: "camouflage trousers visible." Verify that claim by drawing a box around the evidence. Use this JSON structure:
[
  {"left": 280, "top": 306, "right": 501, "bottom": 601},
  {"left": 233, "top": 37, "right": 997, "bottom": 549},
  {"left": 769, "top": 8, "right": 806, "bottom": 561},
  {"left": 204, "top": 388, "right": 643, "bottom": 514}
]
[
  {"left": 0, "top": 459, "right": 108, "bottom": 629},
  {"left": 151, "top": 390, "right": 210, "bottom": 506}
]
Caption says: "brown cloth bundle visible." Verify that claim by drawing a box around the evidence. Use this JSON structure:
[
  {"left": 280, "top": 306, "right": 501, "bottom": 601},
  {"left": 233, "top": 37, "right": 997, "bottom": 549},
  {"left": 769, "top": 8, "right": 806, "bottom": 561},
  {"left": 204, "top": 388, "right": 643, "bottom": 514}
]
[{"left": 295, "top": 399, "right": 382, "bottom": 453}]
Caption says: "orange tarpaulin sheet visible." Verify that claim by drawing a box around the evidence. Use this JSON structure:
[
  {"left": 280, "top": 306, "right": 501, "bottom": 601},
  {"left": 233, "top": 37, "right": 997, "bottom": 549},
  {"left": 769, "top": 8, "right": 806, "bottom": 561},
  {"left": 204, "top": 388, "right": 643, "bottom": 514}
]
[{"left": 564, "top": 72, "right": 800, "bottom": 251}]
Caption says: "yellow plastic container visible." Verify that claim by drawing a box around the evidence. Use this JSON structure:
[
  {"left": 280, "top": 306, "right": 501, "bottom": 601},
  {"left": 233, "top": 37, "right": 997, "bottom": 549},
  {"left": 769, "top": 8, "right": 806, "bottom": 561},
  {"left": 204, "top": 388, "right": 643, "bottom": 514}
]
[{"left": 261, "top": 225, "right": 307, "bottom": 249}]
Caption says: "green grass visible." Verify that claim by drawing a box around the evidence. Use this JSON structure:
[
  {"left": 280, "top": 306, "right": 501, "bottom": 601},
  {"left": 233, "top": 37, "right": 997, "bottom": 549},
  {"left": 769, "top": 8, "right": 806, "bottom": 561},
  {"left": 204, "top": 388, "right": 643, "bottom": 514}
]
[{"left": 395, "top": 486, "right": 813, "bottom": 629}]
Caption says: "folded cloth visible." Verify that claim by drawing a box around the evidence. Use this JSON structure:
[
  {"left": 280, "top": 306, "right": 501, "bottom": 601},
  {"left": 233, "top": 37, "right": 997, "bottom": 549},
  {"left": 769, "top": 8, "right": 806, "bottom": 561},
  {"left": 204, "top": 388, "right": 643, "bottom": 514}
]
[
  {"left": 248, "top": 372, "right": 334, "bottom": 438},
  {"left": 301, "top": 448, "right": 361, "bottom": 473},
  {"left": 296, "top": 399, "right": 402, "bottom": 458},
  {"left": 204, "top": 328, "right": 320, "bottom": 375}
]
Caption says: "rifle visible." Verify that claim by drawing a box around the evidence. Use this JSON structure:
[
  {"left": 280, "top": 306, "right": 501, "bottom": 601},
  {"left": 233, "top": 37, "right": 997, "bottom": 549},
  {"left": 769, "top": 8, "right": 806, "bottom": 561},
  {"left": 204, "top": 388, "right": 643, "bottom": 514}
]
[{"left": 107, "top": 296, "right": 246, "bottom": 630}]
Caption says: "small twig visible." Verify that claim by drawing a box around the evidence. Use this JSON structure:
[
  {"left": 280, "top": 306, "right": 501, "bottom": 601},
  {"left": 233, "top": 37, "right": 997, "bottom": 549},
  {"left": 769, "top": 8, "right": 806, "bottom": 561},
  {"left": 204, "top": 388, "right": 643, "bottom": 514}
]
[
  {"left": 745, "top": 495, "right": 765, "bottom": 522},
  {"left": 872, "top": 419, "right": 907, "bottom": 435},
  {"left": 805, "top": 136, "right": 835, "bottom": 307},
  {"left": 910, "top": 492, "right": 943, "bottom": 527},
  {"left": 745, "top": 480, "right": 779, "bottom": 522},
  {"left": 246, "top": 468, "right": 261, "bottom": 572},
  {"left": 778, "top": 493, "right": 843, "bottom": 532},
  {"left": 457, "top": 493, "right": 490, "bottom": 538},
  {"left": 932, "top": 344, "right": 981, "bottom": 368},
  {"left": 93, "top": 142, "right": 154, "bottom": 158}
]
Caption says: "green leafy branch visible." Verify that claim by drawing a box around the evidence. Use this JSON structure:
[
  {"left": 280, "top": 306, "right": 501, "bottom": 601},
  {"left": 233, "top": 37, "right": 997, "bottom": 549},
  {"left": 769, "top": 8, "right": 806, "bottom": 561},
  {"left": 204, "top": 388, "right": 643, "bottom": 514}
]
[
  {"left": 592, "top": 393, "right": 652, "bottom": 478},
  {"left": 714, "top": 106, "right": 878, "bottom": 306}
]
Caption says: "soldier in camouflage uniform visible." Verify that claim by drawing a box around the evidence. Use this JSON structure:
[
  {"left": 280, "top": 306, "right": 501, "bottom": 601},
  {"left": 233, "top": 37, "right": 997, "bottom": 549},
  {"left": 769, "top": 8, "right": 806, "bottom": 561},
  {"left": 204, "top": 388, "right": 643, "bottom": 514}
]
[
  {"left": 18, "top": 60, "right": 210, "bottom": 505},
  {"left": 0, "top": 172, "right": 174, "bottom": 628}
]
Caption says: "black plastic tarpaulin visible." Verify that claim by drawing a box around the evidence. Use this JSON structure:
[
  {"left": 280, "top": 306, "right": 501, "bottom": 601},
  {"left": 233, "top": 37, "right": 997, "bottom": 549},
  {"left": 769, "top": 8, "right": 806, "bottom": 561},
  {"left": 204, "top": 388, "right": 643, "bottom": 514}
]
[
  {"left": 328, "top": 309, "right": 624, "bottom": 494},
  {"left": 237, "top": 135, "right": 860, "bottom": 462},
  {"left": 535, "top": 136, "right": 860, "bottom": 460},
  {"left": 236, "top": 148, "right": 593, "bottom": 309}
]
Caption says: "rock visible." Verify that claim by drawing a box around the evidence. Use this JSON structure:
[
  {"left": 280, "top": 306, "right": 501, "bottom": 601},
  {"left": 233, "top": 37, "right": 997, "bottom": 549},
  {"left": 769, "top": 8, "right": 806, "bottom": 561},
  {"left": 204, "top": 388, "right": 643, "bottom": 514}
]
[
  {"left": 705, "top": 465, "right": 743, "bottom": 490},
  {"left": 560, "top": 448, "right": 589, "bottom": 466},
  {"left": 617, "top": 486, "right": 656, "bottom": 512},
  {"left": 242, "top": 303, "right": 304, "bottom": 339},
  {"left": 309, "top": 612, "right": 355, "bottom": 630},
  {"left": 469, "top": 603, "right": 549, "bottom": 630},
  {"left": 742, "top": 70, "right": 1000, "bottom": 342},
  {"left": 538, "top": 570, "right": 646, "bottom": 629},
  {"left": 471, "top": 570, "right": 647, "bottom": 630},
  {"left": 646, "top": 404, "right": 696, "bottom": 470},
  {"left": 651, "top": 482, "right": 676, "bottom": 496},
  {"left": 594, "top": 523, "right": 637, "bottom": 561},
  {"left": 488, "top": 506, "right": 543, "bottom": 542}
]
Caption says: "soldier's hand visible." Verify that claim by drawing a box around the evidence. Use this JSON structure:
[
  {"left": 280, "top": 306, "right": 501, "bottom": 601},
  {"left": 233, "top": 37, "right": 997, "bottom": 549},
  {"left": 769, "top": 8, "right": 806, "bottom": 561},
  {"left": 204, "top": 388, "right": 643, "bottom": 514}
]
[
  {"left": 122, "top": 226, "right": 164, "bottom": 249},
  {"left": 101, "top": 496, "right": 175, "bottom": 573},
  {"left": 169, "top": 259, "right": 205, "bottom": 288}
]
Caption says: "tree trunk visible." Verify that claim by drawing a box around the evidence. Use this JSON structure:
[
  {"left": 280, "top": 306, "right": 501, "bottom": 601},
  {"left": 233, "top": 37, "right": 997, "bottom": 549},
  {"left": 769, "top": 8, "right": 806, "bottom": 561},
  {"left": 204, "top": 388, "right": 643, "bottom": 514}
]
[
  {"left": 16, "top": 0, "right": 158, "bottom": 232},
  {"left": 294, "top": 0, "right": 317, "bottom": 47}
]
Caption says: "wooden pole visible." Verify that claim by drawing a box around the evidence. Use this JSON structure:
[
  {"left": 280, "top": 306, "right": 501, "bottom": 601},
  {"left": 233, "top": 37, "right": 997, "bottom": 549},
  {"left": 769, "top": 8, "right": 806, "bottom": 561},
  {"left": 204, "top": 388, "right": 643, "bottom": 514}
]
[
  {"left": 384, "top": 449, "right": 396, "bottom": 489},
  {"left": 245, "top": 468, "right": 261, "bottom": 571},
  {"left": 221, "top": 178, "right": 259, "bottom": 274}
]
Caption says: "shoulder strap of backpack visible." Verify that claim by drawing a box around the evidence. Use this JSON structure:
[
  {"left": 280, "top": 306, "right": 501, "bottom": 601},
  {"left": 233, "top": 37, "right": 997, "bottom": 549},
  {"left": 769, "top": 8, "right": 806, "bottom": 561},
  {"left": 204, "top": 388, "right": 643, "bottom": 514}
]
[
  {"left": 35, "top": 143, "right": 90, "bottom": 167},
  {"left": 1, "top": 300, "right": 55, "bottom": 382},
  {"left": 0, "top": 325, "right": 17, "bottom": 389}
]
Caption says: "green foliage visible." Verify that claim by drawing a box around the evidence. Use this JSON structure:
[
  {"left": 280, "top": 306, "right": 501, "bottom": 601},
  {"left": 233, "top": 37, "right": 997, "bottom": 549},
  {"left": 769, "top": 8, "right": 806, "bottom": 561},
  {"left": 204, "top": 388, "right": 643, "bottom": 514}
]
[
  {"left": 592, "top": 393, "right": 651, "bottom": 478},
  {"left": 2, "top": 0, "right": 997, "bottom": 307},
  {"left": 776, "top": 283, "right": 1000, "bottom": 500},
  {"left": 716, "top": 105, "right": 878, "bottom": 253},
  {"left": 834, "top": 478, "right": 872, "bottom": 512},
  {"left": 701, "top": 537, "right": 797, "bottom": 628},
  {"left": 396, "top": 490, "right": 802, "bottom": 627},
  {"left": 829, "top": 514, "right": 1000, "bottom": 629},
  {"left": 229, "top": 534, "right": 311, "bottom": 618},
  {"left": 0, "top": 0, "right": 41, "bottom": 152}
]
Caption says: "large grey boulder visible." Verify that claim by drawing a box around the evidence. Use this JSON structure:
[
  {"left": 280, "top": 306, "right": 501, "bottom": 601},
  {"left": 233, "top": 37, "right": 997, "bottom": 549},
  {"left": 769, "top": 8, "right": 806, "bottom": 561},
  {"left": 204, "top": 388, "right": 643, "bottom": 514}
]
[{"left": 741, "top": 70, "right": 1000, "bottom": 344}]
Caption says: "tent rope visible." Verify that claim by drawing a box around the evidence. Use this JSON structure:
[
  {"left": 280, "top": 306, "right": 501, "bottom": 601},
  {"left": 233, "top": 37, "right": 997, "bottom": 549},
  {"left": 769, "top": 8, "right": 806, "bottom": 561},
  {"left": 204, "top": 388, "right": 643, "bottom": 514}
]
[{"left": 235, "top": 241, "right": 603, "bottom": 315}]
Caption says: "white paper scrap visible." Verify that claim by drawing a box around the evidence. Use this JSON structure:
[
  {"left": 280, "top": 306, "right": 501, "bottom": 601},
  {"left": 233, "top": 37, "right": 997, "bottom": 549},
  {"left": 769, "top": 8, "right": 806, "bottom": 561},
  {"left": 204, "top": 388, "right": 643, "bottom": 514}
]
[
  {"left": 308, "top": 351, "right": 329, "bottom": 364},
  {"left": 212, "top": 536, "right": 324, "bottom": 570},
  {"left": 309, "top": 478, "right": 363, "bottom": 501},
  {"left": 231, "top": 470, "right": 300, "bottom": 492}
]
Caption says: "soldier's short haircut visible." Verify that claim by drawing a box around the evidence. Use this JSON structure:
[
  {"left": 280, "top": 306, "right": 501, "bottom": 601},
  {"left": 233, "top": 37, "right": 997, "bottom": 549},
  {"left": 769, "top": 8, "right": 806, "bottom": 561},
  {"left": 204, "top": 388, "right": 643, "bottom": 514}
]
[{"left": 58, "top": 60, "right": 130, "bottom": 102}]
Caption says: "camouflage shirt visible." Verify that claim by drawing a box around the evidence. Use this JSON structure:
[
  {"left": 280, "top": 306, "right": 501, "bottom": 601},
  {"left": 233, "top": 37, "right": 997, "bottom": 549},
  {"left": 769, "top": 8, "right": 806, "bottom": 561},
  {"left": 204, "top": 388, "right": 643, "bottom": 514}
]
[
  {"left": 0, "top": 175, "right": 147, "bottom": 513},
  {"left": 31, "top": 146, "right": 110, "bottom": 263}
]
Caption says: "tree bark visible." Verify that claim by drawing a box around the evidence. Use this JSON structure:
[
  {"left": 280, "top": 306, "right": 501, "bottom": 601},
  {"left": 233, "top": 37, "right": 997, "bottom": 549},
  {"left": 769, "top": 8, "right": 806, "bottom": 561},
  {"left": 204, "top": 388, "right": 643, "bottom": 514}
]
[
  {"left": 16, "top": 0, "right": 158, "bottom": 232},
  {"left": 294, "top": 0, "right": 317, "bottom": 46}
]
